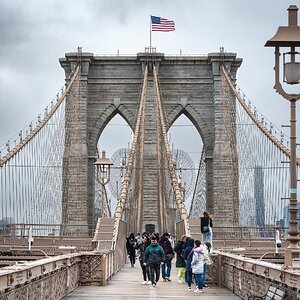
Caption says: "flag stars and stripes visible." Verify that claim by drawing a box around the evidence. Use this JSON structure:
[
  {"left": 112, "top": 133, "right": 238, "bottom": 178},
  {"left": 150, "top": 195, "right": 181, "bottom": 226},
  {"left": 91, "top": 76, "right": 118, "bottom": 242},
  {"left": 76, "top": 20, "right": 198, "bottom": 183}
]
[{"left": 151, "top": 16, "right": 175, "bottom": 32}]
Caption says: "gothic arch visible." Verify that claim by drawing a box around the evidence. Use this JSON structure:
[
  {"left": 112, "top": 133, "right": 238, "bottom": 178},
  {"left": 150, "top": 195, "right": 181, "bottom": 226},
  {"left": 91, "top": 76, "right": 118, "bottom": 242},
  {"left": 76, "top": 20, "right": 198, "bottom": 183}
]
[{"left": 60, "top": 51, "right": 242, "bottom": 230}]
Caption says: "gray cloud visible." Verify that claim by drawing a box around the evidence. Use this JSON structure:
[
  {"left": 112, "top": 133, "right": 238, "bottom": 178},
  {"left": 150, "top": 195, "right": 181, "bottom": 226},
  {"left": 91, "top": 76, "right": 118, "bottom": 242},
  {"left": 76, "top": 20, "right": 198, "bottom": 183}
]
[{"left": 0, "top": 0, "right": 298, "bottom": 148}]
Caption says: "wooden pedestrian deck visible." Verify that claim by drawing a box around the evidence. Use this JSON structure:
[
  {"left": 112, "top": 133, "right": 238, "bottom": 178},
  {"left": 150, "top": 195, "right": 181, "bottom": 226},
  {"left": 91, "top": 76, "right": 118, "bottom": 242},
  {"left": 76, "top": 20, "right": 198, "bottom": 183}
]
[{"left": 63, "top": 262, "right": 241, "bottom": 299}]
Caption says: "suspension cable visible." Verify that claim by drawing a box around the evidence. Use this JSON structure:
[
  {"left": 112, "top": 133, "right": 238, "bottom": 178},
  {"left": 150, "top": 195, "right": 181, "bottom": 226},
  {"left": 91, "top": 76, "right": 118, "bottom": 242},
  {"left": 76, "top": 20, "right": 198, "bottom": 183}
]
[
  {"left": 221, "top": 64, "right": 300, "bottom": 165},
  {"left": 0, "top": 65, "right": 80, "bottom": 167},
  {"left": 152, "top": 63, "right": 190, "bottom": 235}
]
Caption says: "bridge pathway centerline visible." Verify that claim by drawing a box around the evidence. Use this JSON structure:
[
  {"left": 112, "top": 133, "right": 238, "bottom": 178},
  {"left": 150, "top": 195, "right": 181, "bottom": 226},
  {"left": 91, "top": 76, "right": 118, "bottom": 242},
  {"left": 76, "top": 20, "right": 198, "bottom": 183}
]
[{"left": 63, "top": 261, "right": 241, "bottom": 299}]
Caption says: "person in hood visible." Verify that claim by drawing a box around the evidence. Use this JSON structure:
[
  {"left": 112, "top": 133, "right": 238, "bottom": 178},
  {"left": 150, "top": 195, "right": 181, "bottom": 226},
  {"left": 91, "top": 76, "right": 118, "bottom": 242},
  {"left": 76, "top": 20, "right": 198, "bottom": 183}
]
[
  {"left": 191, "top": 240, "right": 205, "bottom": 293},
  {"left": 144, "top": 236, "right": 165, "bottom": 287},
  {"left": 174, "top": 234, "right": 186, "bottom": 283},
  {"left": 126, "top": 233, "right": 136, "bottom": 267},
  {"left": 183, "top": 237, "right": 194, "bottom": 290}
]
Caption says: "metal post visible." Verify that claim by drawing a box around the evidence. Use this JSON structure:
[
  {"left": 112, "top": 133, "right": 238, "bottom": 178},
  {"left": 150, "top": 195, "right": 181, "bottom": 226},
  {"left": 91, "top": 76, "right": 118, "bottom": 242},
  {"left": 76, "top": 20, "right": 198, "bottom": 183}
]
[
  {"left": 285, "top": 99, "right": 300, "bottom": 267},
  {"left": 288, "top": 99, "right": 299, "bottom": 242},
  {"left": 101, "top": 183, "right": 104, "bottom": 218}
]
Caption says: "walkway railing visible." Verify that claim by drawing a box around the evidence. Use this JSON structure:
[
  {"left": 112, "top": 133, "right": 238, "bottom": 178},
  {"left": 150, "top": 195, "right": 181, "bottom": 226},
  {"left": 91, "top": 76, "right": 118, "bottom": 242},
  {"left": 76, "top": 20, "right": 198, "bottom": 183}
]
[{"left": 0, "top": 249, "right": 298, "bottom": 299}]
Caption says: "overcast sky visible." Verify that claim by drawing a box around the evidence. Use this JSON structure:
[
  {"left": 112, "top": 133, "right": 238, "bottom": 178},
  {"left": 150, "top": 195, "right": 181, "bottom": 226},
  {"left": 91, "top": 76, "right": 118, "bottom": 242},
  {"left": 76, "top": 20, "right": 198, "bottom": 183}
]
[{"left": 0, "top": 0, "right": 299, "bottom": 159}]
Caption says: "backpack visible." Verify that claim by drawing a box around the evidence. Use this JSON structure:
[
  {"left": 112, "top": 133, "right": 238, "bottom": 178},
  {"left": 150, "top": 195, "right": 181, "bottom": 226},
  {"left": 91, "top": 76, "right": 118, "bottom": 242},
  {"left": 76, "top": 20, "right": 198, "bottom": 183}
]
[{"left": 203, "top": 226, "right": 210, "bottom": 233}]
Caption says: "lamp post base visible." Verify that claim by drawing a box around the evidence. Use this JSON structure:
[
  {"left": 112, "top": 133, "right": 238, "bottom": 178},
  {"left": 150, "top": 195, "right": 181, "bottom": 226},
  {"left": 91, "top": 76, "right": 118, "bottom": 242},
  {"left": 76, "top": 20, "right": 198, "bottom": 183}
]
[{"left": 285, "top": 248, "right": 300, "bottom": 269}]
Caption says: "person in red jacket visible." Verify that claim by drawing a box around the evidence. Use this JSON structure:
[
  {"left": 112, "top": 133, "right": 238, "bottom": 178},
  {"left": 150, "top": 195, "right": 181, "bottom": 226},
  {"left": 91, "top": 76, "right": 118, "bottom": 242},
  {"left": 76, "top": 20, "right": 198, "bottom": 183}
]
[{"left": 159, "top": 233, "right": 175, "bottom": 281}]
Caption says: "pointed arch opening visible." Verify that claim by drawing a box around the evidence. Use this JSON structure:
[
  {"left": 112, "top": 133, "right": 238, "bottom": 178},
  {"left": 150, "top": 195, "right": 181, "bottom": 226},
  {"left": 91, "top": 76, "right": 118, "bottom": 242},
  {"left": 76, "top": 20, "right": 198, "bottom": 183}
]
[
  {"left": 95, "top": 114, "right": 133, "bottom": 219},
  {"left": 168, "top": 114, "right": 204, "bottom": 215}
]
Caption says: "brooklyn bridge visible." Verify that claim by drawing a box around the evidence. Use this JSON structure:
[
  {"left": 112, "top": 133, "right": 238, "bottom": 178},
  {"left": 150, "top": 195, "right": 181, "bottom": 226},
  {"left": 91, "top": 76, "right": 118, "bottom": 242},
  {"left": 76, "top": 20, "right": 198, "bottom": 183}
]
[{"left": 1, "top": 5, "right": 300, "bottom": 300}]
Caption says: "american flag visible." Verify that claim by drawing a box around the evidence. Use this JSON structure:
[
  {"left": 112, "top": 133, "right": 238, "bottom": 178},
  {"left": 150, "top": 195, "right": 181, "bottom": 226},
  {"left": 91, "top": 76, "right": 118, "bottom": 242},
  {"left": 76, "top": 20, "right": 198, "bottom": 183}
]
[{"left": 151, "top": 16, "right": 175, "bottom": 32}]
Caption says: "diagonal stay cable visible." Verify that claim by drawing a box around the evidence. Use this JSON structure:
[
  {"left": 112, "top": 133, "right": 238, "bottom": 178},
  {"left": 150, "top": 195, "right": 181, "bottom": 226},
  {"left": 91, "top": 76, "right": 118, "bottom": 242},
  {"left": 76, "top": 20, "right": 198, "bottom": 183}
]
[
  {"left": 152, "top": 63, "right": 190, "bottom": 236},
  {"left": 221, "top": 64, "right": 300, "bottom": 166},
  {"left": 93, "top": 64, "right": 148, "bottom": 250},
  {"left": 0, "top": 65, "right": 81, "bottom": 167}
]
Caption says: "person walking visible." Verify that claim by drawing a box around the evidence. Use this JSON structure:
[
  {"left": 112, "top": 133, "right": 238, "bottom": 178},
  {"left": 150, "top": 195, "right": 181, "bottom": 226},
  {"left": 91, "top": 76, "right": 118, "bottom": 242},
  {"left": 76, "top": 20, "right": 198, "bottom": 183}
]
[
  {"left": 135, "top": 232, "right": 143, "bottom": 245},
  {"left": 191, "top": 240, "right": 205, "bottom": 294},
  {"left": 144, "top": 236, "right": 165, "bottom": 287},
  {"left": 126, "top": 233, "right": 136, "bottom": 267},
  {"left": 183, "top": 237, "right": 194, "bottom": 291},
  {"left": 159, "top": 233, "right": 175, "bottom": 281},
  {"left": 135, "top": 235, "right": 151, "bottom": 284},
  {"left": 200, "top": 211, "right": 213, "bottom": 246},
  {"left": 174, "top": 234, "right": 186, "bottom": 283},
  {"left": 203, "top": 241, "right": 213, "bottom": 288}
]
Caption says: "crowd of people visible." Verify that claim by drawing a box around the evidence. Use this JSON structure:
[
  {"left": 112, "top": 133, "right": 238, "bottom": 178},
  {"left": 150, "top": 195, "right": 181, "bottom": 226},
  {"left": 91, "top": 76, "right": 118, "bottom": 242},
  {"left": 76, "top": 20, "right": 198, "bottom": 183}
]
[{"left": 125, "top": 210, "right": 214, "bottom": 293}]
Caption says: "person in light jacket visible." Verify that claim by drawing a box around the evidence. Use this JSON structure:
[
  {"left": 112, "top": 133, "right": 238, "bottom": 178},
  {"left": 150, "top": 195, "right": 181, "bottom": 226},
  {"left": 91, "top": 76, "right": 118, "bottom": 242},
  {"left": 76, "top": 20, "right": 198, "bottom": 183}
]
[{"left": 191, "top": 240, "right": 205, "bottom": 293}]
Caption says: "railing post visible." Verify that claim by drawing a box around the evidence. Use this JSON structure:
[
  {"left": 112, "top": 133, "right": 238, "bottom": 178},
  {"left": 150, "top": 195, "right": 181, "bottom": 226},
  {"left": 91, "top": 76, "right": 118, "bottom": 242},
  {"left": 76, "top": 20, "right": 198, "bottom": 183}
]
[
  {"left": 102, "top": 253, "right": 107, "bottom": 286},
  {"left": 239, "top": 226, "right": 243, "bottom": 247},
  {"left": 217, "top": 254, "right": 222, "bottom": 287},
  {"left": 60, "top": 224, "right": 64, "bottom": 238}
]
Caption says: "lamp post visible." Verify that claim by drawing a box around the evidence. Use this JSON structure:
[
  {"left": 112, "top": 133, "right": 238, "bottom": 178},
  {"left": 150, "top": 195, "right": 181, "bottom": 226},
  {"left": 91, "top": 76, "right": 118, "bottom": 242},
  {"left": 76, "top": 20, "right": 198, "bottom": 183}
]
[
  {"left": 94, "top": 150, "right": 113, "bottom": 219},
  {"left": 265, "top": 5, "right": 300, "bottom": 268}
]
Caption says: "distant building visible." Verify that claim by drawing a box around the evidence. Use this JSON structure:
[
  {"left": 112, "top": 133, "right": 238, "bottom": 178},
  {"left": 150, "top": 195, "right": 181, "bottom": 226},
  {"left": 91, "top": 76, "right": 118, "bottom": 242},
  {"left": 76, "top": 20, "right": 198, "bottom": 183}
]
[
  {"left": 254, "top": 166, "right": 265, "bottom": 227},
  {"left": 0, "top": 217, "right": 15, "bottom": 234}
]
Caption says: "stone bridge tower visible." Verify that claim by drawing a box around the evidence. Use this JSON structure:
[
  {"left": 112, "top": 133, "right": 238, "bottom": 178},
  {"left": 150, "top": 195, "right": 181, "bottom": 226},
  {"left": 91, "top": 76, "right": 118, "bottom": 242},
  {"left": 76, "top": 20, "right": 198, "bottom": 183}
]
[{"left": 60, "top": 50, "right": 242, "bottom": 233}]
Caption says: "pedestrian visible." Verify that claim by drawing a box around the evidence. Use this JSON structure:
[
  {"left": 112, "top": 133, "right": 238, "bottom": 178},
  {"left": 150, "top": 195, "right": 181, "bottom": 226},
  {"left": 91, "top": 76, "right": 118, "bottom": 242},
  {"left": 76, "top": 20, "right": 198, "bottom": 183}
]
[
  {"left": 126, "top": 233, "right": 136, "bottom": 267},
  {"left": 191, "top": 240, "right": 205, "bottom": 293},
  {"left": 183, "top": 237, "right": 194, "bottom": 291},
  {"left": 200, "top": 211, "right": 213, "bottom": 246},
  {"left": 159, "top": 233, "right": 175, "bottom": 281},
  {"left": 144, "top": 236, "right": 165, "bottom": 287},
  {"left": 203, "top": 241, "right": 213, "bottom": 288},
  {"left": 135, "top": 235, "right": 151, "bottom": 285},
  {"left": 168, "top": 234, "right": 175, "bottom": 248},
  {"left": 174, "top": 234, "right": 186, "bottom": 283},
  {"left": 136, "top": 232, "right": 143, "bottom": 245}
]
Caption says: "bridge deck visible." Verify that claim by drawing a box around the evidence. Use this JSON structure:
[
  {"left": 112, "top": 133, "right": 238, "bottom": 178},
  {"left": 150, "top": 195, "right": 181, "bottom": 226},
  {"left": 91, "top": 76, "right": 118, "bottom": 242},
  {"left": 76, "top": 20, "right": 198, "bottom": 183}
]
[{"left": 63, "top": 262, "right": 241, "bottom": 300}]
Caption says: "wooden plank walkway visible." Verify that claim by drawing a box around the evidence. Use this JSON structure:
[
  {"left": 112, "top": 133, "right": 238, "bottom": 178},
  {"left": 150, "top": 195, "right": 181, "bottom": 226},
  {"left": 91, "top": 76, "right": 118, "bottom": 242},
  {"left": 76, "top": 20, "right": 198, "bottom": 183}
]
[{"left": 63, "top": 262, "right": 241, "bottom": 299}]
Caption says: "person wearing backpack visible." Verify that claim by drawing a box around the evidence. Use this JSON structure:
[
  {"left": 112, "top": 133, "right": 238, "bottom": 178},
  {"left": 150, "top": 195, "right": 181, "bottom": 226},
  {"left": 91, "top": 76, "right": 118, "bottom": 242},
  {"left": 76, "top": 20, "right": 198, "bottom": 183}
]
[
  {"left": 174, "top": 234, "right": 187, "bottom": 283},
  {"left": 159, "top": 233, "right": 175, "bottom": 281},
  {"left": 200, "top": 211, "right": 213, "bottom": 246}
]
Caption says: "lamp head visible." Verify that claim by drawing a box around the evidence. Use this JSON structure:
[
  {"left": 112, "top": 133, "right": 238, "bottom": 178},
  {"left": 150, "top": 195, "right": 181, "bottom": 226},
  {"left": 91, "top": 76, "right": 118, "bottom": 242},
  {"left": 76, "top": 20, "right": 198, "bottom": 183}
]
[
  {"left": 265, "top": 5, "right": 300, "bottom": 47},
  {"left": 94, "top": 150, "right": 113, "bottom": 183},
  {"left": 94, "top": 150, "right": 113, "bottom": 167},
  {"left": 265, "top": 5, "right": 300, "bottom": 98}
]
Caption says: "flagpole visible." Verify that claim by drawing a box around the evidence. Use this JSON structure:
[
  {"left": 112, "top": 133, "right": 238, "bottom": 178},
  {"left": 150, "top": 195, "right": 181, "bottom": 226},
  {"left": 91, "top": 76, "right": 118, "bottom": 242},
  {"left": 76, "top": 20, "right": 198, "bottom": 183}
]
[{"left": 150, "top": 15, "right": 152, "bottom": 50}]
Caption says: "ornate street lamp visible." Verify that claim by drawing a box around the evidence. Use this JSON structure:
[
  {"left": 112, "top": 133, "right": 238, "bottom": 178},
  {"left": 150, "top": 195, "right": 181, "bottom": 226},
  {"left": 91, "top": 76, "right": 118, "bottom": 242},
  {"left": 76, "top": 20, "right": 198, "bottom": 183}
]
[
  {"left": 265, "top": 5, "right": 300, "bottom": 268},
  {"left": 94, "top": 150, "right": 113, "bottom": 218}
]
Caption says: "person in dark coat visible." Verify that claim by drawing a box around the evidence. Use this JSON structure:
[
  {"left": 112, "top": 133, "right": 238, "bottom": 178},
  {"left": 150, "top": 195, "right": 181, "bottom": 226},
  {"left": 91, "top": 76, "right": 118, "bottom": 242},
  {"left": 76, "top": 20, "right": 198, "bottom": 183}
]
[
  {"left": 126, "top": 233, "right": 136, "bottom": 267},
  {"left": 159, "top": 233, "right": 175, "bottom": 281},
  {"left": 183, "top": 237, "right": 194, "bottom": 290},
  {"left": 200, "top": 211, "right": 213, "bottom": 246},
  {"left": 144, "top": 236, "right": 165, "bottom": 287},
  {"left": 174, "top": 234, "right": 187, "bottom": 283},
  {"left": 135, "top": 235, "right": 151, "bottom": 284}
]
